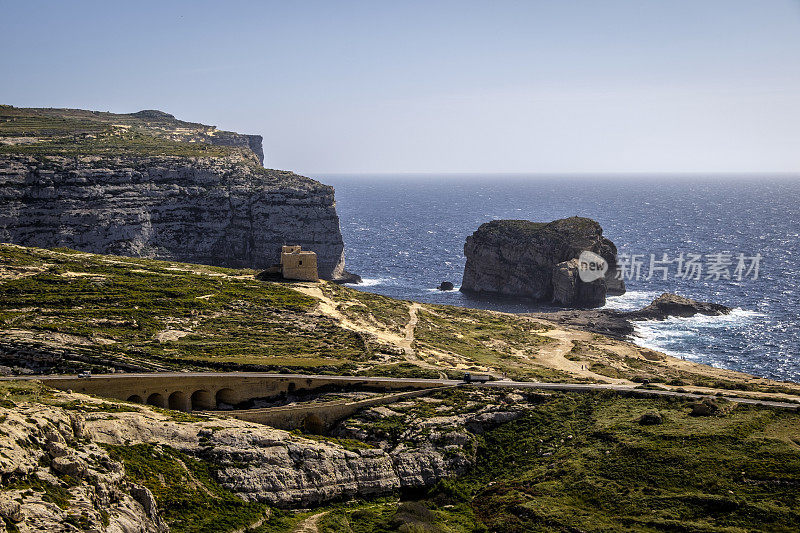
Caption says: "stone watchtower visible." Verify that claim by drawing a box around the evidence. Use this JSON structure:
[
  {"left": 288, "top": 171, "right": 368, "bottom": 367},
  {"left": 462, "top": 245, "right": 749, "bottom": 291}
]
[{"left": 280, "top": 245, "right": 319, "bottom": 281}]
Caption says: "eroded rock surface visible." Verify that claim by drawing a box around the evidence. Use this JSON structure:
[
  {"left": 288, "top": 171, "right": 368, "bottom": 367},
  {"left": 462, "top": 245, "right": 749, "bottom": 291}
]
[
  {"left": 461, "top": 217, "right": 625, "bottom": 307},
  {"left": 0, "top": 386, "right": 539, "bottom": 528},
  {"left": 0, "top": 106, "right": 351, "bottom": 279}
]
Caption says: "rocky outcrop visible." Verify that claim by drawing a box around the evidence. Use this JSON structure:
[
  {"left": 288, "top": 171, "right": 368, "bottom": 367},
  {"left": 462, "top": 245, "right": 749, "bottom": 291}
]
[
  {"left": 461, "top": 217, "right": 625, "bottom": 307},
  {"left": 627, "top": 292, "right": 732, "bottom": 320},
  {"left": 532, "top": 292, "right": 733, "bottom": 339},
  {"left": 0, "top": 386, "right": 535, "bottom": 528},
  {"left": 0, "top": 106, "right": 352, "bottom": 279},
  {"left": 0, "top": 399, "right": 168, "bottom": 533}
]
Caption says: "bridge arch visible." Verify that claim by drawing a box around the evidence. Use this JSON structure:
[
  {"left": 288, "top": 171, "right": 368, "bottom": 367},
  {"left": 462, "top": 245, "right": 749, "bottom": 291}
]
[
  {"left": 302, "top": 413, "right": 325, "bottom": 434},
  {"left": 146, "top": 393, "right": 166, "bottom": 408},
  {"left": 168, "top": 391, "right": 189, "bottom": 412},
  {"left": 190, "top": 389, "right": 214, "bottom": 411},
  {"left": 127, "top": 394, "right": 143, "bottom": 404},
  {"left": 215, "top": 388, "right": 236, "bottom": 409}
]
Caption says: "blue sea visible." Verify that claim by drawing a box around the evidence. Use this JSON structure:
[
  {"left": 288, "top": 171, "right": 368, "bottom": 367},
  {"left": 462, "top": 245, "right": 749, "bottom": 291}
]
[{"left": 316, "top": 174, "right": 800, "bottom": 383}]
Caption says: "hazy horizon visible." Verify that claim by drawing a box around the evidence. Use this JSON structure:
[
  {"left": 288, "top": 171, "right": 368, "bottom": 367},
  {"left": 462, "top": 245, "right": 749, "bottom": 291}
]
[{"left": 2, "top": 0, "right": 799, "bottom": 175}]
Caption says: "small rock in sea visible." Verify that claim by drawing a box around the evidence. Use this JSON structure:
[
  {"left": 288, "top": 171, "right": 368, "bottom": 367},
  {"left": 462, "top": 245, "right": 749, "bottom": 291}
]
[{"left": 437, "top": 281, "right": 455, "bottom": 291}]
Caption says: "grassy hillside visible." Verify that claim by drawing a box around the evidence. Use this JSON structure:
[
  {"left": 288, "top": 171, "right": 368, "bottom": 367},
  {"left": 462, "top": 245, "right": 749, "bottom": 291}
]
[
  {"left": 2, "top": 243, "right": 800, "bottom": 402},
  {"left": 0, "top": 244, "right": 367, "bottom": 373},
  {"left": 318, "top": 392, "right": 800, "bottom": 532}
]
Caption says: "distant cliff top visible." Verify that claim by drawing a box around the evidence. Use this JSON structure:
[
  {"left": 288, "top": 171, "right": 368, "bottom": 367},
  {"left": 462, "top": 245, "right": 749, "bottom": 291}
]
[{"left": 0, "top": 104, "right": 265, "bottom": 164}]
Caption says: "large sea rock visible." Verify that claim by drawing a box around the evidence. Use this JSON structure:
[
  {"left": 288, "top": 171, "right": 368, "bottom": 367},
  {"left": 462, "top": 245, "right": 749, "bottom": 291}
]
[
  {"left": 0, "top": 106, "right": 350, "bottom": 280},
  {"left": 460, "top": 217, "right": 625, "bottom": 307}
]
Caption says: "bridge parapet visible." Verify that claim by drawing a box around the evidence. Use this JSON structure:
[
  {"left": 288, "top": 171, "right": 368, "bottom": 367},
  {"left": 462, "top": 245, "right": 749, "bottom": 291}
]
[{"left": 32, "top": 373, "right": 460, "bottom": 412}]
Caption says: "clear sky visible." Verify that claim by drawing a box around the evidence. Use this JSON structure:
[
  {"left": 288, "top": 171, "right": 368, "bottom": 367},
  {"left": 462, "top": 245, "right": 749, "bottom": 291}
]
[{"left": 2, "top": 0, "right": 799, "bottom": 174}]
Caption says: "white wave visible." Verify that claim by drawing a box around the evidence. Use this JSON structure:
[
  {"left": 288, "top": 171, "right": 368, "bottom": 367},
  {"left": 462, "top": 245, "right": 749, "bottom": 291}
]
[
  {"left": 602, "top": 290, "right": 661, "bottom": 311},
  {"left": 348, "top": 277, "right": 392, "bottom": 287},
  {"left": 630, "top": 307, "right": 765, "bottom": 361}
]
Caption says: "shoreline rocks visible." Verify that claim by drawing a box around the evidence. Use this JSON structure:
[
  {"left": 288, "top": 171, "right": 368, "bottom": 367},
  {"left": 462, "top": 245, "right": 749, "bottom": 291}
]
[
  {"left": 531, "top": 292, "right": 733, "bottom": 339},
  {"left": 627, "top": 292, "right": 732, "bottom": 321}
]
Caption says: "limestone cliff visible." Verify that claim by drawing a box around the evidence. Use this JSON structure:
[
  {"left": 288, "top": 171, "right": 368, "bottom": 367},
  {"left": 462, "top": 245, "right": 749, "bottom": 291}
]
[
  {"left": 461, "top": 217, "right": 625, "bottom": 307},
  {"left": 0, "top": 385, "right": 530, "bottom": 531},
  {"left": 0, "top": 106, "right": 349, "bottom": 279}
]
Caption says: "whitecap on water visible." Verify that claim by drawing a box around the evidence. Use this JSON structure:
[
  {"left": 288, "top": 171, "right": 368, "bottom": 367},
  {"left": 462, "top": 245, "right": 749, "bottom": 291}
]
[
  {"left": 348, "top": 277, "right": 393, "bottom": 287},
  {"left": 602, "top": 290, "right": 661, "bottom": 311},
  {"left": 630, "top": 307, "right": 766, "bottom": 363}
]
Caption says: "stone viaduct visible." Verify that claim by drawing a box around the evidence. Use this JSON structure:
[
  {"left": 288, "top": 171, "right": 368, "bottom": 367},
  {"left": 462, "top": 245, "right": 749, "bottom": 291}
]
[{"left": 34, "top": 372, "right": 458, "bottom": 412}]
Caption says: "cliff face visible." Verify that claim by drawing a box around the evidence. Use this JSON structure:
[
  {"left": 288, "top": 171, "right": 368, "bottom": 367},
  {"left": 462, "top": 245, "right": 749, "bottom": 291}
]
[
  {"left": 0, "top": 106, "right": 347, "bottom": 279},
  {"left": 0, "top": 385, "right": 528, "bottom": 530},
  {"left": 461, "top": 217, "right": 625, "bottom": 307}
]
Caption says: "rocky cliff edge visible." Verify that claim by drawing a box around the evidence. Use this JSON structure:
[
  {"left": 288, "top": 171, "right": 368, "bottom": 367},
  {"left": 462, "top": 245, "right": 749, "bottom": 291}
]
[{"left": 0, "top": 105, "right": 350, "bottom": 280}]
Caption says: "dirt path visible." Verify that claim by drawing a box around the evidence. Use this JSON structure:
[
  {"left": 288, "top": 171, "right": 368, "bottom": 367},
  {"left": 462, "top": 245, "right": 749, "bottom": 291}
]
[
  {"left": 401, "top": 303, "right": 421, "bottom": 355},
  {"left": 293, "top": 511, "right": 329, "bottom": 533},
  {"left": 292, "top": 283, "right": 407, "bottom": 346},
  {"left": 537, "top": 329, "right": 632, "bottom": 384}
]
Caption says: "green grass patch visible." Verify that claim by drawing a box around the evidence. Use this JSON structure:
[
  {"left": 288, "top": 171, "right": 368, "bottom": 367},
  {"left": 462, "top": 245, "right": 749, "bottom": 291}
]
[{"left": 103, "top": 443, "right": 268, "bottom": 533}]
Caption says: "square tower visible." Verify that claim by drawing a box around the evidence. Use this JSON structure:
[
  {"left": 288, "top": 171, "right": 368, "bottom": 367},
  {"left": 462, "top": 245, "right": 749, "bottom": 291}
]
[{"left": 280, "top": 246, "right": 319, "bottom": 281}]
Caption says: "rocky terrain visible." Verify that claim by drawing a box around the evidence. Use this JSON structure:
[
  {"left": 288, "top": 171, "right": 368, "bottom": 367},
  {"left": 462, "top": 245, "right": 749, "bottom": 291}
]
[
  {"left": 3, "top": 243, "right": 798, "bottom": 399},
  {"left": 0, "top": 245, "right": 799, "bottom": 531},
  {"left": 3, "top": 380, "right": 799, "bottom": 533},
  {"left": 0, "top": 106, "right": 350, "bottom": 279},
  {"left": 0, "top": 382, "right": 535, "bottom": 532},
  {"left": 460, "top": 217, "right": 625, "bottom": 307},
  {"left": 533, "top": 292, "right": 733, "bottom": 339}
]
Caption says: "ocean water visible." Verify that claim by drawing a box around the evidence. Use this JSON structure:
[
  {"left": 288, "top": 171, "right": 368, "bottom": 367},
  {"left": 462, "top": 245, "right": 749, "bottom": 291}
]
[{"left": 317, "top": 174, "right": 800, "bottom": 383}]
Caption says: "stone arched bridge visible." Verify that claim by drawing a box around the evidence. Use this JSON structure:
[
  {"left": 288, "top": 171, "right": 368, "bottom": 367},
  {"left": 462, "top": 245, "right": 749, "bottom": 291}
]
[
  {"left": 7, "top": 372, "right": 797, "bottom": 433},
  {"left": 33, "top": 372, "right": 460, "bottom": 412}
]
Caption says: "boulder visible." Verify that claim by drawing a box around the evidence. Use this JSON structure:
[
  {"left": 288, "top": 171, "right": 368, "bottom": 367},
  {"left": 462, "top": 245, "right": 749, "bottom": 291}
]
[
  {"left": 638, "top": 412, "right": 664, "bottom": 425},
  {"left": 465, "top": 411, "right": 520, "bottom": 434},
  {"left": 437, "top": 281, "right": 455, "bottom": 291},
  {"left": 460, "top": 217, "right": 625, "bottom": 307},
  {"left": 51, "top": 455, "right": 88, "bottom": 479},
  {"left": 690, "top": 399, "right": 720, "bottom": 417},
  {"left": 629, "top": 293, "right": 732, "bottom": 320},
  {"left": 130, "top": 485, "right": 167, "bottom": 530},
  {"left": 0, "top": 497, "right": 22, "bottom": 523}
]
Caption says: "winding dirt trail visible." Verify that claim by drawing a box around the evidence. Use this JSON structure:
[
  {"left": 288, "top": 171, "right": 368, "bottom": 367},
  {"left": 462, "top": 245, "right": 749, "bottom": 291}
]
[
  {"left": 537, "top": 329, "right": 632, "bottom": 384},
  {"left": 401, "top": 303, "right": 421, "bottom": 355},
  {"left": 292, "top": 511, "right": 329, "bottom": 533},
  {"left": 291, "top": 284, "right": 407, "bottom": 347}
]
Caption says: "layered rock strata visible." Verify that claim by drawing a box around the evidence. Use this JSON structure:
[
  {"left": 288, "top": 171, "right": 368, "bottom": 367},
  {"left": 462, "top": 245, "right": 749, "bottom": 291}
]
[{"left": 461, "top": 217, "right": 625, "bottom": 307}]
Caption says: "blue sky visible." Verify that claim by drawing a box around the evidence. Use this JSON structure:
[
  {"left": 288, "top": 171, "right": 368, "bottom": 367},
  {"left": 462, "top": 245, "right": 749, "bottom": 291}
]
[{"left": 2, "top": 0, "right": 799, "bottom": 174}]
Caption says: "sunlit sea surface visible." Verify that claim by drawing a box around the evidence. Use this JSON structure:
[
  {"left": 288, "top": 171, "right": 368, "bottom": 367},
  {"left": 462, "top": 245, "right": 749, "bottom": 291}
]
[{"left": 316, "top": 174, "right": 800, "bottom": 383}]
